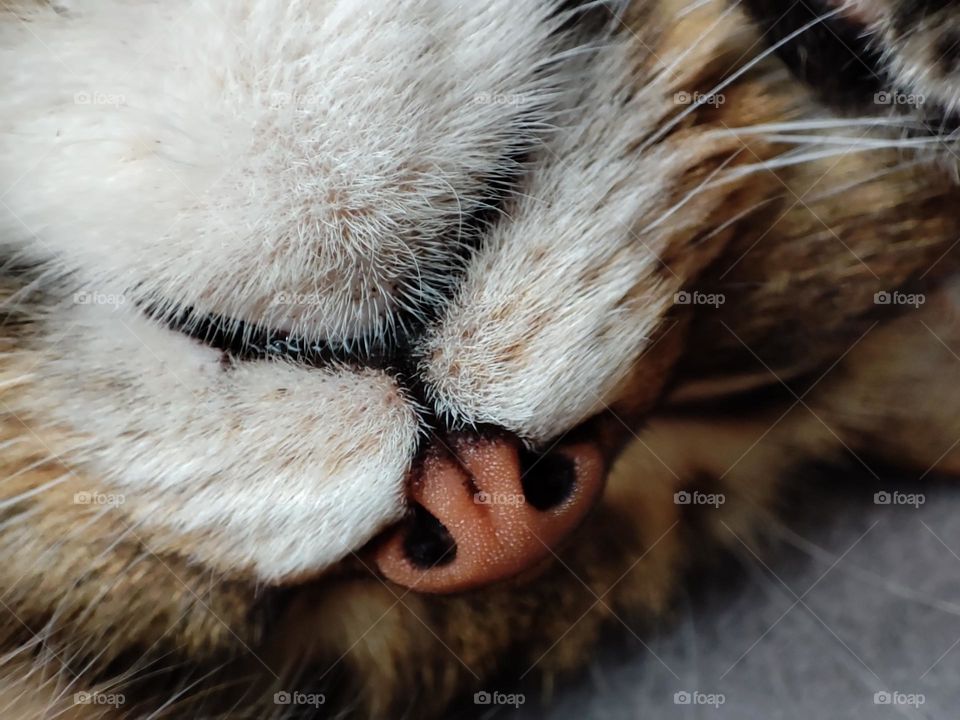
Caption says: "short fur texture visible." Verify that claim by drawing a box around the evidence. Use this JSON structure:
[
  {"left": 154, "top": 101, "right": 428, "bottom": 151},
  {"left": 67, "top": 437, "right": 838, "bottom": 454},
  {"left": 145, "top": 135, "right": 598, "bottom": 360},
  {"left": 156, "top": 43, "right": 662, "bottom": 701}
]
[{"left": 2, "top": 0, "right": 960, "bottom": 718}]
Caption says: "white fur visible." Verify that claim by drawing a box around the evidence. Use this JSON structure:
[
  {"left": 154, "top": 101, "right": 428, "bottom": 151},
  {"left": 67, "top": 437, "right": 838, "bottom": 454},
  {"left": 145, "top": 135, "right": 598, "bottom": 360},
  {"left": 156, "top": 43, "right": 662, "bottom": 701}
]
[
  {"left": 420, "top": 46, "right": 728, "bottom": 440},
  {"left": 0, "top": 0, "right": 722, "bottom": 579},
  {"left": 17, "top": 302, "right": 420, "bottom": 580},
  {"left": 0, "top": 0, "right": 570, "bottom": 343}
]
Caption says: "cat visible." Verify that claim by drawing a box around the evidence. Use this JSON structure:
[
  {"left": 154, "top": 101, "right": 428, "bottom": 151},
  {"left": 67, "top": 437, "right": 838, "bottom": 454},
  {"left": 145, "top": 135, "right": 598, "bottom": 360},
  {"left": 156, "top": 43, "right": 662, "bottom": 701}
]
[{"left": 1, "top": 0, "right": 960, "bottom": 717}]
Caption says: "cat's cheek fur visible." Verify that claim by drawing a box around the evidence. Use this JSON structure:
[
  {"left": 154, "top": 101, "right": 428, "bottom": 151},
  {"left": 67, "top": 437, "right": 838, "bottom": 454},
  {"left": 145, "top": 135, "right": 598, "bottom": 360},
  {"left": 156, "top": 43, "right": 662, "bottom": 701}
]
[
  {"left": 0, "top": 0, "right": 568, "bottom": 343},
  {"left": 12, "top": 303, "right": 421, "bottom": 582},
  {"left": 419, "top": 46, "right": 766, "bottom": 441}
]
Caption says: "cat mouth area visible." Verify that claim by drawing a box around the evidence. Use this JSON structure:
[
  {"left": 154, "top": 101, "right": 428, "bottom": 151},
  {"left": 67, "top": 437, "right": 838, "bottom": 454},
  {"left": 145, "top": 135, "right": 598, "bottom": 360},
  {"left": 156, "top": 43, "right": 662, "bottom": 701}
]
[
  {"left": 152, "top": 303, "right": 388, "bottom": 369},
  {"left": 146, "top": 300, "right": 636, "bottom": 595}
]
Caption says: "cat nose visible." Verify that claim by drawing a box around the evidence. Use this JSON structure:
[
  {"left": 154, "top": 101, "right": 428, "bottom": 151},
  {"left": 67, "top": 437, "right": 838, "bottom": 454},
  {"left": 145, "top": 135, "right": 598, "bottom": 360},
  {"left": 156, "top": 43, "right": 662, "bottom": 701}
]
[{"left": 373, "top": 428, "right": 606, "bottom": 593}]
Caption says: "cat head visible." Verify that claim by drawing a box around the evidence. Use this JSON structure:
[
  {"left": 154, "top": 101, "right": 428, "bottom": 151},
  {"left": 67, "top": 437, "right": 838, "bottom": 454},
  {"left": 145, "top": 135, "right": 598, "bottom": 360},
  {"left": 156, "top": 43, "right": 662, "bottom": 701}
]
[
  {"left": 7, "top": 1, "right": 960, "bottom": 718},
  {"left": 0, "top": 0, "right": 758, "bottom": 591}
]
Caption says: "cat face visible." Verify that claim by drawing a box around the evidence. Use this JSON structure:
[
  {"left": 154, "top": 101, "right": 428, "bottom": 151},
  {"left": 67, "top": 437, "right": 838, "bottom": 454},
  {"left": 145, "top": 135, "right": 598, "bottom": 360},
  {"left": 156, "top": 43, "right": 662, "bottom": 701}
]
[
  {"left": 0, "top": 0, "right": 745, "bottom": 588},
  {"left": 7, "top": 1, "right": 960, "bottom": 718}
]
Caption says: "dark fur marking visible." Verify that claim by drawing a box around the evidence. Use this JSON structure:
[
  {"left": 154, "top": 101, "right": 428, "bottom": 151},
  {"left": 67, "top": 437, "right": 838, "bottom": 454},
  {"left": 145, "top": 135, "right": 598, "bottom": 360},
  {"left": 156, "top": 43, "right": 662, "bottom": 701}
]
[
  {"left": 741, "top": 0, "right": 887, "bottom": 108},
  {"left": 936, "top": 30, "right": 960, "bottom": 75}
]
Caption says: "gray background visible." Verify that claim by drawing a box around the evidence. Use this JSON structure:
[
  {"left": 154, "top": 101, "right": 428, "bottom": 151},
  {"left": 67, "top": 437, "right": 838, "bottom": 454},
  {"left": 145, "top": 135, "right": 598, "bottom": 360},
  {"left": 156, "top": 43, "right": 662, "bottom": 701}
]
[{"left": 456, "top": 480, "right": 960, "bottom": 720}]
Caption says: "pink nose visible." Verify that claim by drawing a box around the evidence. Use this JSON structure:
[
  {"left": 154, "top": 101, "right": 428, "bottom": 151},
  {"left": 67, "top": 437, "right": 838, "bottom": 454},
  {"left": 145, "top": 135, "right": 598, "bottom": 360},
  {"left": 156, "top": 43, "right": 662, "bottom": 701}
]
[{"left": 373, "top": 429, "right": 606, "bottom": 593}]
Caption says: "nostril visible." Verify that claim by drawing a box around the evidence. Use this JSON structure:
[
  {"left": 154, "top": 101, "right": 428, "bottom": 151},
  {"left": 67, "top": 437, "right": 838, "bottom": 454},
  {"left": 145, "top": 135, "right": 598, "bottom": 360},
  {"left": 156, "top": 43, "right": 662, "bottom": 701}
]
[
  {"left": 372, "top": 427, "right": 607, "bottom": 593},
  {"left": 519, "top": 449, "right": 577, "bottom": 511},
  {"left": 402, "top": 503, "right": 457, "bottom": 569}
]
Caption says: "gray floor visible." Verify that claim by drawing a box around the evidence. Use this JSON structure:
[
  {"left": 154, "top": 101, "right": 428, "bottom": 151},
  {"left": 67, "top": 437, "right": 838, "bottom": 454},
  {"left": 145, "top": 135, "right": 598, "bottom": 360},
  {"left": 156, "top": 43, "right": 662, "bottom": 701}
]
[{"left": 465, "top": 481, "right": 960, "bottom": 720}]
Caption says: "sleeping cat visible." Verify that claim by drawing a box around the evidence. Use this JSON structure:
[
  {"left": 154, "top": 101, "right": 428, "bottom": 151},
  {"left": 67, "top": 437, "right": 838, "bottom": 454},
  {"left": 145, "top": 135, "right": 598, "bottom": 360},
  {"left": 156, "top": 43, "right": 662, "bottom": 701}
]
[{"left": 1, "top": 0, "right": 960, "bottom": 717}]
